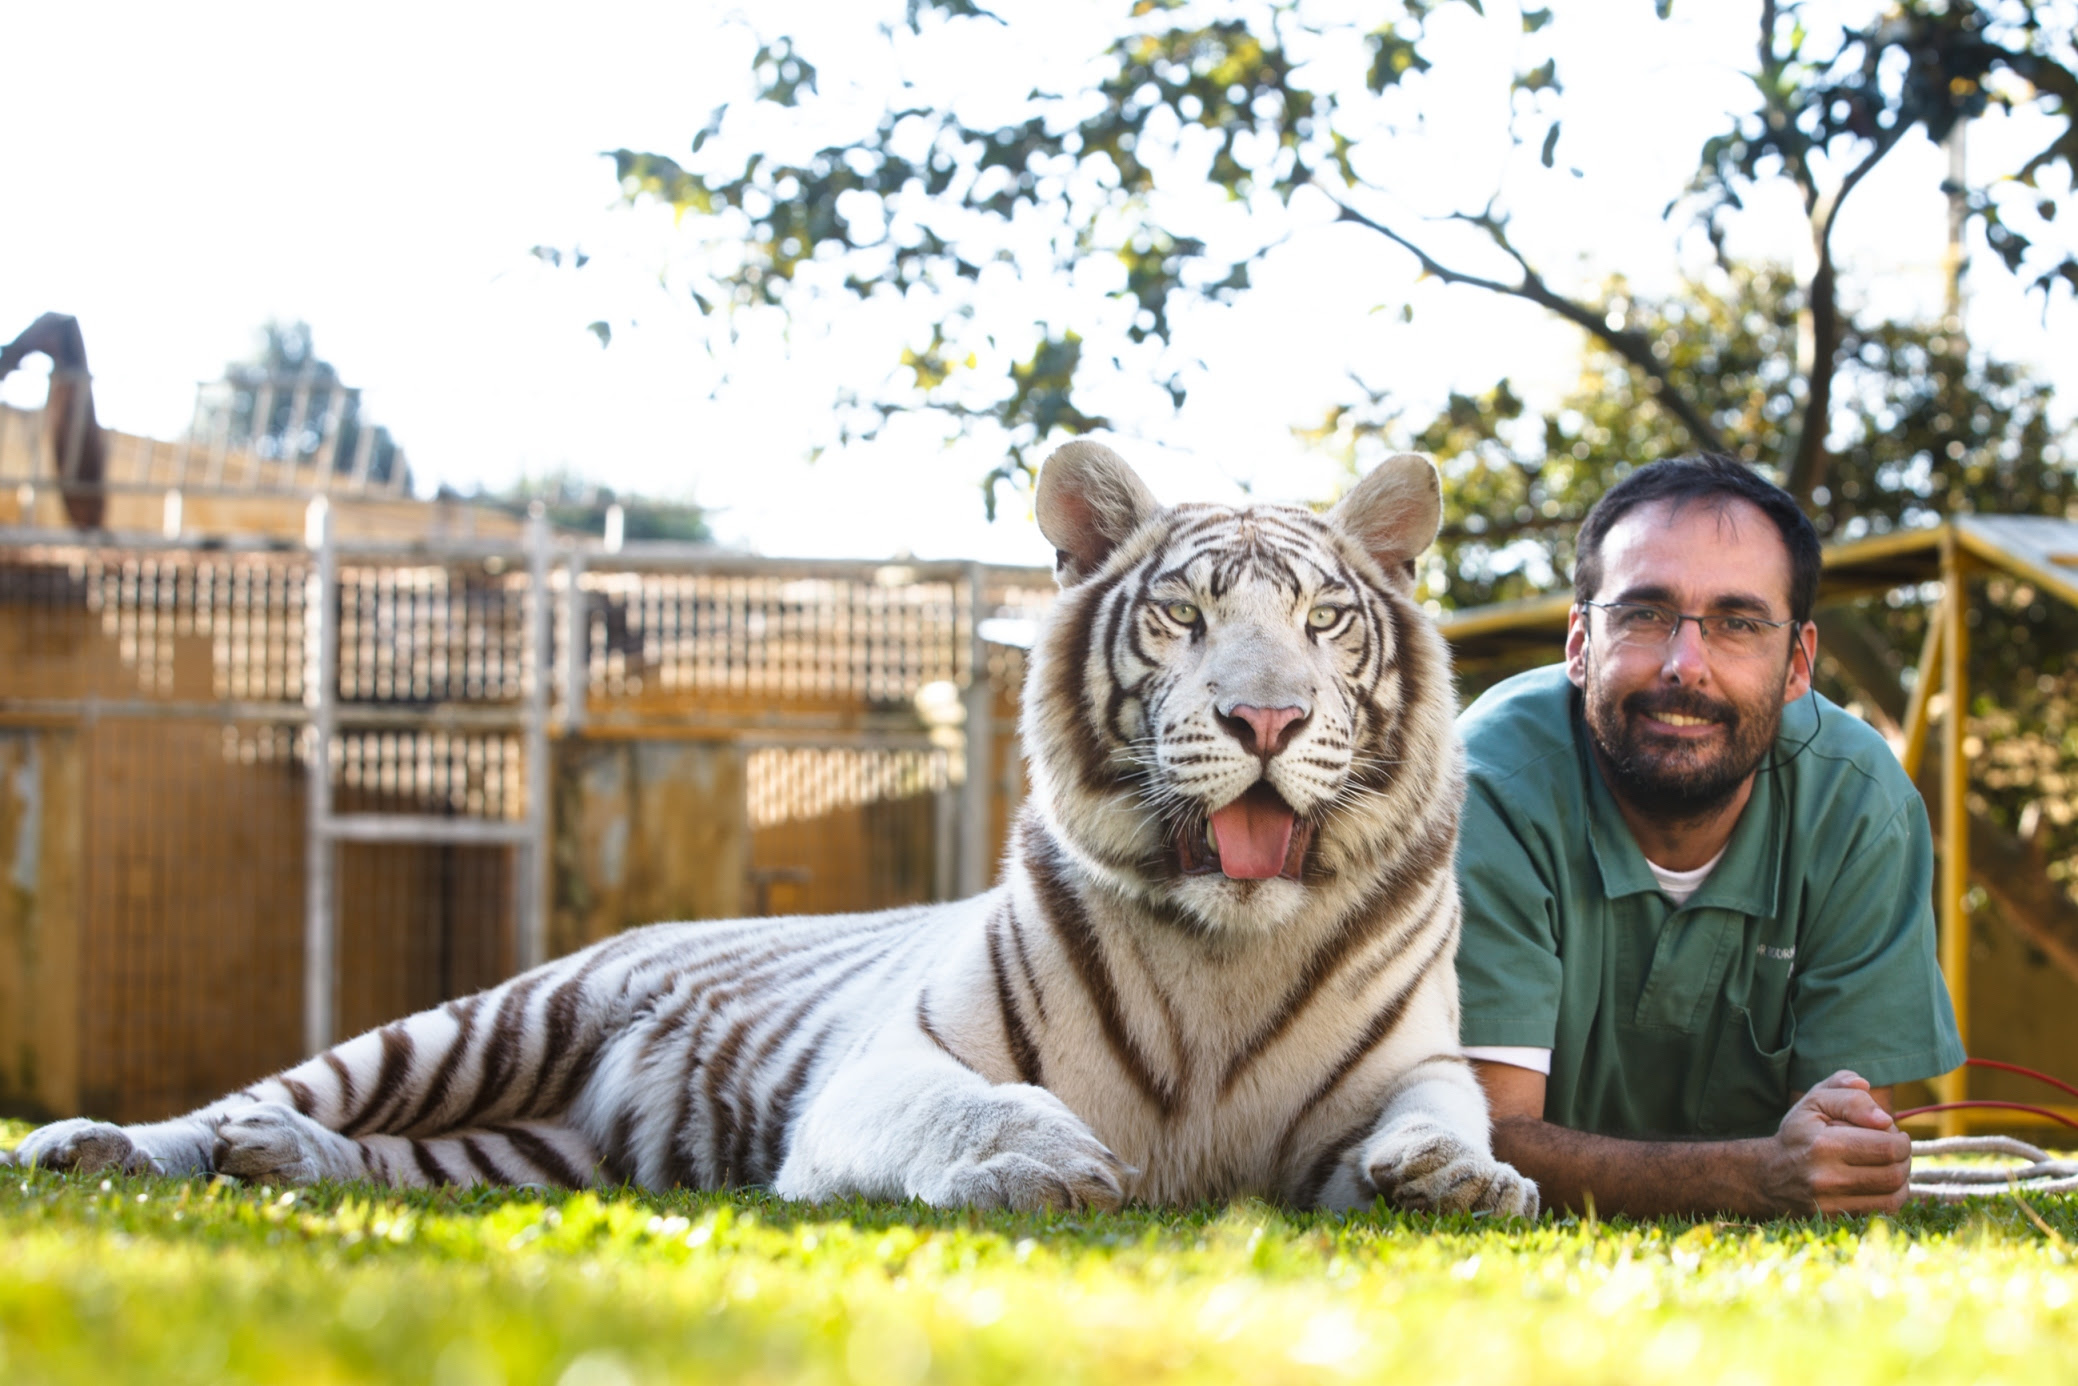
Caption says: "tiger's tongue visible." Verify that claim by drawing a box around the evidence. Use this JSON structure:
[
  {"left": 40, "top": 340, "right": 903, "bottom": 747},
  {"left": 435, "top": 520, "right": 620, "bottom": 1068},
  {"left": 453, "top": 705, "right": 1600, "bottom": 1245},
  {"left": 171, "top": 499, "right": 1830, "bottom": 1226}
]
[{"left": 1210, "top": 789, "right": 1296, "bottom": 880}]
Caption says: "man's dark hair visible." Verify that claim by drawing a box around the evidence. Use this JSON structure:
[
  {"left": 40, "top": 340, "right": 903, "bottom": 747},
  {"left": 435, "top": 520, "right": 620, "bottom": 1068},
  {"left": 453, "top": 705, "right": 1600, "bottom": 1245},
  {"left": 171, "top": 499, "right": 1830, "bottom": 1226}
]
[{"left": 1572, "top": 454, "right": 1822, "bottom": 622}]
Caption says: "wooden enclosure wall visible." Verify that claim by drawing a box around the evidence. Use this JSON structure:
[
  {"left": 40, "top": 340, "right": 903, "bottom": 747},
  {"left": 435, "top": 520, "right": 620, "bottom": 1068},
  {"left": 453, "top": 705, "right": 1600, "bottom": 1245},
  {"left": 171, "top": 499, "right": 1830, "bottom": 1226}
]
[
  {"left": 552, "top": 740, "right": 748, "bottom": 957},
  {"left": 0, "top": 714, "right": 533, "bottom": 1122},
  {"left": 5, "top": 529, "right": 2076, "bottom": 1132},
  {"left": 0, "top": 729, "right": 82, "bottom": 1120},
  {"left": 76, "top": 720, "right": 305, "bottom": 1119},
  {"left": 0, "top": 542, "right": 1044, "bottom": 1122}
]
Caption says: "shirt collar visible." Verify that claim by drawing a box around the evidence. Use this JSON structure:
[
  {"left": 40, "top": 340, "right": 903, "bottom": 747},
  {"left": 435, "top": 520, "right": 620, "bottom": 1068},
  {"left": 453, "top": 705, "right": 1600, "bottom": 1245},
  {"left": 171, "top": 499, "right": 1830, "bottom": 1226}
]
[{"left": 1572, "top": 688, "right": 1787, "bottom": 917}]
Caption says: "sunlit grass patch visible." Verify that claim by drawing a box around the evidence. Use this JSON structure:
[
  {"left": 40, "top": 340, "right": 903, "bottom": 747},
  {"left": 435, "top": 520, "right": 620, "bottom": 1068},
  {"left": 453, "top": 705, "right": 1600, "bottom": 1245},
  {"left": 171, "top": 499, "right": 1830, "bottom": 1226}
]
[{"left": 3, "top": 1116, "right": 2075, "bottom": 1385}]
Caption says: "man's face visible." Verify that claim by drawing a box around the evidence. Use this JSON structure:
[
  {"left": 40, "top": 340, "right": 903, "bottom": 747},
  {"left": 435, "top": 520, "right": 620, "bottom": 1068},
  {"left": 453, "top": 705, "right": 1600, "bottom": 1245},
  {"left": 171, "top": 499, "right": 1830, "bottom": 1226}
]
[{"left": 1564, "top": 496, "right": 1817, "bottom": 820}]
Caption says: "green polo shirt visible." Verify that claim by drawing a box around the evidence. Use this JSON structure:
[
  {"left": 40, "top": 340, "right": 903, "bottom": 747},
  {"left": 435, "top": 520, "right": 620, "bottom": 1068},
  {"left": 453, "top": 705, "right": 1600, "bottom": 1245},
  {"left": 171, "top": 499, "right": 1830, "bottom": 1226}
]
[{"left": 1456, "top": 665, "right": 1964, "bottom": 1139}]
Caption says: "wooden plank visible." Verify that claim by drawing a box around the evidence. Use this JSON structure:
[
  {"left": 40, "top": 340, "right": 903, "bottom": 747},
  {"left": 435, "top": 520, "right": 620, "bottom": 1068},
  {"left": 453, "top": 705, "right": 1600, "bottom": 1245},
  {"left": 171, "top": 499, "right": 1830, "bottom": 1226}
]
[
  {"left": 1956, "top": 514, "right": 2078, "bottom": 611},
  {"left": 1898, "top": 594, "right": 1944, "bottom": 781},
  {"left": 80, "top": 719, "right": 304, "bottom": 1122},
  {"left": 0, "top": 728, "right": 82, "bottom": 1119},
  {"left": 551, "top": 740, "right": 748, "bottom": 957}
]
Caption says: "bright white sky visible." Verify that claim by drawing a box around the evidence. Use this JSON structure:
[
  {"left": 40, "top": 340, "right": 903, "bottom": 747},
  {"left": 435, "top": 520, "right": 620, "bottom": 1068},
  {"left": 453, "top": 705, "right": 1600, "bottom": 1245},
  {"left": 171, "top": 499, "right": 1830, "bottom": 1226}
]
[{"left": 1, "top": 1, "right": 2070, "bottom": 566}]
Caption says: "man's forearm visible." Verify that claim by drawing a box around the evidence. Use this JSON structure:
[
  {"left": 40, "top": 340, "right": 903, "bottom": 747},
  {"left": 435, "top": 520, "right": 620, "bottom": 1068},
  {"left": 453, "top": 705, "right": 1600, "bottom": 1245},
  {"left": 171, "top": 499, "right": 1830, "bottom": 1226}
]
[
  {"left": 1473, "top": 1065, "right": 1911, "bottom": 1218},
  {"left": 1491, "top": 1116, "right": 1783, "bottom": 1219}
]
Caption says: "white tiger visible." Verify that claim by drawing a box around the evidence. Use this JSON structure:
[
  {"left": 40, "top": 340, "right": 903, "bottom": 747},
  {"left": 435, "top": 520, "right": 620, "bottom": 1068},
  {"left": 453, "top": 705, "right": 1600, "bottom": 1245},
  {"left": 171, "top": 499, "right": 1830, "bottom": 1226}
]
[{"left": 8, "top": 443, "right": 1536, "bottom": 1217}]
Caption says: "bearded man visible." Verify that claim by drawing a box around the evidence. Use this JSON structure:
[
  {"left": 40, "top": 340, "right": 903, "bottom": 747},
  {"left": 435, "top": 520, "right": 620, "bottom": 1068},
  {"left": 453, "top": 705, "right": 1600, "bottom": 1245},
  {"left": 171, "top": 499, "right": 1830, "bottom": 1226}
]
[{"left": 1455, "top": 455, "right": 1962, "bottom": 1218}]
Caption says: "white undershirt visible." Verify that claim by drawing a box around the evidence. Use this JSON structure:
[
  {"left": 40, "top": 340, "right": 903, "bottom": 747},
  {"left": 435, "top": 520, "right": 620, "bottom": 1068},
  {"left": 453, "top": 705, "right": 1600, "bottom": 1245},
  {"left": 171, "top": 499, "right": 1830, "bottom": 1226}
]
[
  {"left": 1464, "top": 844, "right": 1730, "bottom": 1076},
  {"left": 1645, "top": 843, "right": 1727, "bottom": 906}
]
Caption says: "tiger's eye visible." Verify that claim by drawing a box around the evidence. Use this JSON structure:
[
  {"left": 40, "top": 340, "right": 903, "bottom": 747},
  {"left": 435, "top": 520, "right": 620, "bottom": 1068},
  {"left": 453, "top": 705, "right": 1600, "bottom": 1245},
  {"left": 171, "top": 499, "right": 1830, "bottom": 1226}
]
[
  {"left": 1307, "top": 605, "right": 1341, "bottom": 630},
  {"left": 1163, "top": 601, "right": 1201, "bottom": 625}
]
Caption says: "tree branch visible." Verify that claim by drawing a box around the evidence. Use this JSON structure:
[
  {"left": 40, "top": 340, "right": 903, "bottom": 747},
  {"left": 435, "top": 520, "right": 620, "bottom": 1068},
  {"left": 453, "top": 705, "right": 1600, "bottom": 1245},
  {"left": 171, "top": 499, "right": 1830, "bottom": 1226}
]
[
  {"left": 1322, "top": 189, "right": 1729, "bottom": 455},
  {"left": 1438, "top": 513, "right": 1583, "bottom": 545},
  {"left": 1783, "top": 128, "right": 1908, "bottom": 501}
]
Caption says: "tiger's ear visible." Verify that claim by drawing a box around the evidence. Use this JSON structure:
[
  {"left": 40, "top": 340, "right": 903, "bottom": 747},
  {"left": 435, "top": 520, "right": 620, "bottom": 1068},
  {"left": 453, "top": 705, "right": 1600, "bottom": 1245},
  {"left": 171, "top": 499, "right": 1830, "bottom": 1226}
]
[
  {"left": 1034, "top": 440, "right": 1161, "bottom": 584},
  {"left": 1330, "top": 452, "right": 1441, "bottom": 583}
]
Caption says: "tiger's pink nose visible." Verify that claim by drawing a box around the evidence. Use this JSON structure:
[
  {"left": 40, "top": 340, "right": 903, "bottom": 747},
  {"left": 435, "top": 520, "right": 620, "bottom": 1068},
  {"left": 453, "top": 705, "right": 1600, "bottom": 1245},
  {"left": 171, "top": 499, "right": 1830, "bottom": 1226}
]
[{"left": 1218, "top": 703, "right": 1309, "bottom": 758}]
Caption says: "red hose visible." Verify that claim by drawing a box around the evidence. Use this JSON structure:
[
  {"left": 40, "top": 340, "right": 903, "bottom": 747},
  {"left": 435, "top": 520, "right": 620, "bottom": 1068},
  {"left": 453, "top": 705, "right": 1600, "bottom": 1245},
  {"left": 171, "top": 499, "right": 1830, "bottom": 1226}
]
[
  {"left": 1895, "top": 1058, "right": 2078, "bottom": 1128},
  {"left": 1893, "top": 1100, "right": 2078, "bottom": 1131},
  {"left": 1964, "top": 1057, "right": 2078, "bottom": 1103}
]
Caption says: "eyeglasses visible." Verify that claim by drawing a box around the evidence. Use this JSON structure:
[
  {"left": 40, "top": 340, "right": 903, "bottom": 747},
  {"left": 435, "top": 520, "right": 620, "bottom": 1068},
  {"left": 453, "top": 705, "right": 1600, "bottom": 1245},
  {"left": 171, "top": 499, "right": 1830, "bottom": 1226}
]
[{"left": 1581, "top": 600, "right": 1798, "bottom": 660}]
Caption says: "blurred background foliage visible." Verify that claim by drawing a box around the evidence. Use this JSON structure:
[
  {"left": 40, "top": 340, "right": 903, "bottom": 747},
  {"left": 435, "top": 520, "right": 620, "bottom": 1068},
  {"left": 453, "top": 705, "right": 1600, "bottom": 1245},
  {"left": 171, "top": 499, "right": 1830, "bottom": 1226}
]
[
  {"left": 1303, "top": 265, "right": 2073, "bottom": 612},
  {"left": 590, "top": 0, "right": 2078, "bottom": 982},
  {"left": 597, "top": 0, "right": 2075, "bottom": 513}
]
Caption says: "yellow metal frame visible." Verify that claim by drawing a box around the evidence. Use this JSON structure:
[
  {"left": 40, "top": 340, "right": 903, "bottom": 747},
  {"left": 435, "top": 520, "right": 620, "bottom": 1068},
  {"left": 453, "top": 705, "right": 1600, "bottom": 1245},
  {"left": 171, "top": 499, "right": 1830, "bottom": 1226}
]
[
  {"left": 1938, "top": 535, "right": 1973, "bottom": 1136},
  {"left": 1893, "top": 524, "right": 2073, "bottom": 1135}
]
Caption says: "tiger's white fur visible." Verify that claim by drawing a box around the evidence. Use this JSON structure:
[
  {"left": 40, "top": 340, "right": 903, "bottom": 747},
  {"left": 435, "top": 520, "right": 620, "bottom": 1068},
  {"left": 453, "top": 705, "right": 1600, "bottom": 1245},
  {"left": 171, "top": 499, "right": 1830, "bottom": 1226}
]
[{"left": 9, "top": 445, "right": 1536, "bottom": 1217}]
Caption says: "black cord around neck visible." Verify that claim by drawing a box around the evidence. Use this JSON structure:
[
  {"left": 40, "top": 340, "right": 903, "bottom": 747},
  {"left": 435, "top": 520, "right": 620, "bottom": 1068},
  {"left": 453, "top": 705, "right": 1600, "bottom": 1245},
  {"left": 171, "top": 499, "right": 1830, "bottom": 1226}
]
[{"left": 1757, "top": 678, "right": 1823, "bottom": 775}]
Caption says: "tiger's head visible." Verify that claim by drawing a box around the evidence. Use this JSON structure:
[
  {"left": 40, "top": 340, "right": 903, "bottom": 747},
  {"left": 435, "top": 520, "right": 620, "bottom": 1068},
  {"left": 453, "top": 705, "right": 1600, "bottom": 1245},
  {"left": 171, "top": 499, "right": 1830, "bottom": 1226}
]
[{"left": 1021, "top": 441, "right": 1461, "bottom": 939}]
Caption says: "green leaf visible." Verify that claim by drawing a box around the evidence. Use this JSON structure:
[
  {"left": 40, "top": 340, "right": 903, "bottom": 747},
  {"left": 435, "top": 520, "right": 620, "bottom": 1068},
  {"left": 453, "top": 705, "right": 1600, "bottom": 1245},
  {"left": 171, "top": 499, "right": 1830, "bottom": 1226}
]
[
  {"left": 586, "top": 322, "right": 612, "bottom": 348},
  {"left": 1540, "top": 122, "right": 1561, "bottom": 169},
  {"left": 1367, "top": 25, "right": 1434, "bottom": 92},
  {"left": 907, "top": 0, "right": 1004, "bottom": 29},
  {"left": 752, "top": 39, "right": 818, "bottom": 107},
  {"left": 1513, "top": 58, "right": 1560, "bottom": 96}
]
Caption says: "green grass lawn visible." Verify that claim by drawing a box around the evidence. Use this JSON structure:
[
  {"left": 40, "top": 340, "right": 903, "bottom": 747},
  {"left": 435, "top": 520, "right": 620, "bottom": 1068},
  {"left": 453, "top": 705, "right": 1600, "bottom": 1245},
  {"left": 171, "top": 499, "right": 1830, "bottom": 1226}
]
[{"left": 3, "top": 1118, "right": 2075, "bottom": 1386}]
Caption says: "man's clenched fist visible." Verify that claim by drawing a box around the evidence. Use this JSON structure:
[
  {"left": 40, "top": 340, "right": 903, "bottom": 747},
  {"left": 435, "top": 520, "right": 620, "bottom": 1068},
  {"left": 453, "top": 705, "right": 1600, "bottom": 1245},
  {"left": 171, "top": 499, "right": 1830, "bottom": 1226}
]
[{"left": 1761, "top": 1070, "right": 1912, "bottom": 1216}]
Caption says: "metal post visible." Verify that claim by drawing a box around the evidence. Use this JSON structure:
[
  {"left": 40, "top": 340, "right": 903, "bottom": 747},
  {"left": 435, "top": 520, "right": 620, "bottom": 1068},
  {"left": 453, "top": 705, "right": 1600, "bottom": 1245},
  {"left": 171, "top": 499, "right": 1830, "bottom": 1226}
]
[
  {"left": 934, "top": 782, "right": 959, "bottom": 903},
  {"left": 244, "top": 377, "right": 275, "bottom": 488},
  {"left": 310, "top": 385, "right": 345, "bottom": 493},
  {"left": 561, "top": 549, "right": 588, "bottom": 733},
  {"left": 203, "top": 394, "right": 231, "bottom": 489},
  {"left": 957, "top": 563, "right": 994, "bottom": 897},
  {"left": 1938, "top": 533, "right": 1971, "bottom": 1135},
  {"left": 346, "top": 393, "right": 377, "bottom": 493},
  {"left": 303, "top": 497, "right": 338, "bottom": 1056},
  {"left": 518, "top": 507, "right": 552, "bottom": 972},
  {"left": 171, "top": 384, "right": 200, "bottom": 488},
  {"left": 281, "top": 369, "right": 316, "bottom": 491}
]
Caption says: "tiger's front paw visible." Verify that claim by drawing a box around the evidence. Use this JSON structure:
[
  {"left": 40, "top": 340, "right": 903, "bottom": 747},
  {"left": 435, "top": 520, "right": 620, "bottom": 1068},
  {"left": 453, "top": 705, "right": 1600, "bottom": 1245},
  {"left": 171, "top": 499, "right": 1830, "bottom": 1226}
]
[
  {"left": 923, "top": 1088, "right": 1132, "bottom": 1213},
  {"left": 214, "top": 1103, "right": 363, "bottom": 1185},
  {"left": 9, "top": 1119, "right": 159, "bottom": 1177},
  {"left": 1365, "top": 1120, "right": 1539, "bottom": 1219}
]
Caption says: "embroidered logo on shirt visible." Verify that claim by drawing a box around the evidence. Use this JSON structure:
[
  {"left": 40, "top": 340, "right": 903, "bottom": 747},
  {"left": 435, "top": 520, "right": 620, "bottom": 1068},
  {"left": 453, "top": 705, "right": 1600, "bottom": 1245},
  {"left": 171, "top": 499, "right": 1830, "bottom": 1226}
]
[{"left": 1756, "top": 945, "right": 1795, "bottom": 961}]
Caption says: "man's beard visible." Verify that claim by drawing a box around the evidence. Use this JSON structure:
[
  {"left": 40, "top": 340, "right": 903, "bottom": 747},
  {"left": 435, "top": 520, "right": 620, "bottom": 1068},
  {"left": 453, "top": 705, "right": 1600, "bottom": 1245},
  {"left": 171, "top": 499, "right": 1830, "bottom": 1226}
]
[{"left": 1582, "top": 669, "right": 1786, "bottom": 822}]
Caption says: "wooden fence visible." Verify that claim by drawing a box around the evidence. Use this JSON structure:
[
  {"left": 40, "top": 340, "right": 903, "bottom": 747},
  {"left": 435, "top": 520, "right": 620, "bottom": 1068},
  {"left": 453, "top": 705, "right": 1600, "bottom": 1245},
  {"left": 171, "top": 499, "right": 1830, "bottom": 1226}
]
[{"left": 0, "top": 515, "right": 1052, "bottom": 1122}]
